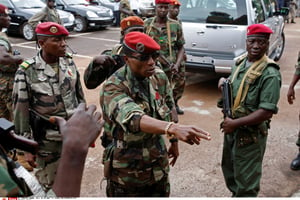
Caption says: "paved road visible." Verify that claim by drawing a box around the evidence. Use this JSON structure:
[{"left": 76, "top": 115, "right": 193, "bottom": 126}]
[{"left": 7, "top": 18, "right": 300, "bottom": 197}]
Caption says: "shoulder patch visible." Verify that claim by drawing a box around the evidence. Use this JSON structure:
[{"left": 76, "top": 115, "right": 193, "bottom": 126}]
[{"left": 20, "top": 59, "right": 35, "bottom": 70}]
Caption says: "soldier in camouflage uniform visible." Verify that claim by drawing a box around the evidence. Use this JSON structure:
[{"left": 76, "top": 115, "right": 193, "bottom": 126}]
[
  {"left": 12, "top": 22, "right": 85, "bottom": 191},
  {"left": 288, "top": 51, "right": 300, "bottom": 170},
  {"left": 0, "top": 4, "right": 23, "bottom": 121},
  {"left": 84, "top": 16, "right": 144, "bottom": 89},
  {"left": 144, "top": 0, "right": 186, "bottom": 115},
  {"left": 217, "top": 24, "right": 281, "bottom": 197},
  {"left": 119, "top": 0, "right": 136, "bottom": 22},
  {"left": 100, "top": 32, "right": 211, "bottom": 197},
  {"left": 28, "top": 0, "right": 62, "bottom": 31},
  {"left": 0, "top": 103, "right": 104, "bottom": 197}
]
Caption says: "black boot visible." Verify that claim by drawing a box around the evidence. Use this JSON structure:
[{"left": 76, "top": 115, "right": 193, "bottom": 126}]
[{"left": 291, "top": 153, "right": 300, "bottom": 170}]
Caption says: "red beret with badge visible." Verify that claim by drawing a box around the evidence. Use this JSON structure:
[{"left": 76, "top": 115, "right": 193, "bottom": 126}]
[
  {"left": 155, "top": 0, "right": 171, "bottom": 5},
  {"left": 170, "top": 0, "right": 181, "bottom": 6},
  {"left": 35, "top": 22, "right": 69, "bottom": 37},
  {"left": 124, "top": 32, "right": 160, "bottom": 54},
  {"left": 247, "top": 24, "right": 273, "bottom": 37},
  {"left": 0, "top": 4, "right": 8, "bottom": 14},
  {"left": 120, "top": 16, "right": 144, "bottom": 31}
]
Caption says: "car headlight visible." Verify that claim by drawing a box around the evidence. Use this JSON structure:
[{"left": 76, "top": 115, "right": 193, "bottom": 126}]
[
  {"left": 86, "top": 11, "right": 98, "bottom": 18},
  {"left": 69, "top": 14, "right": 75, "bottom": 22}
]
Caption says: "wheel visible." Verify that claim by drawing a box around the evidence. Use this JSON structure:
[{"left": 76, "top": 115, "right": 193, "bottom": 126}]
[
  {"left": 273, "top": 32, "right": 285, "bottom": 61},
  {"left": 74, "top": 16, "right": 87, "bottom": 32},
  {"left": 21, "top": 22, "right": 35, "bottom": 41}
]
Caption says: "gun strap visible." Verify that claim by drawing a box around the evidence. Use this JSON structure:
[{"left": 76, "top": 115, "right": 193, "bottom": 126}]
[
  {"left": 232, "top": 55, "right": 275, "bottom": 111},
  {"left": 167, "top": 20, "right": 173, "bottom": 60}
]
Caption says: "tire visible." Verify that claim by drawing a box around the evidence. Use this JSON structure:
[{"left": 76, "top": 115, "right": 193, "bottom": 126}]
[
  {"left": 21, "top": 22, "right": 35, "bottom": 41},
  {"left": 273, "top": 32, "right": 285, "bottom": 61},
  {"left": 74, "top": 16, "right": 87, "bottom": 32}
]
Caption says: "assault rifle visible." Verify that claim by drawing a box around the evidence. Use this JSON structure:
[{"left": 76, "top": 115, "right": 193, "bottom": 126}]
[{"left": 222, "top": 79, "right": 233, "bottom": 118}]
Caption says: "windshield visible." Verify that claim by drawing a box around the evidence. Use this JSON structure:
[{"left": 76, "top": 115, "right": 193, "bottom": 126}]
[
  {"left": 11, "top": 0, "right": 45, "bottom": 8},
  {"left": 179, "top": 0, "right": 247, "bottom": 25},
  {"left": 64, "top": 0, "right": 90, "bottom": 5}
]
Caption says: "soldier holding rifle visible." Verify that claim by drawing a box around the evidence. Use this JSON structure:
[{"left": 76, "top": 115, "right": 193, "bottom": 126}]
[{"left": 217, "top": 24, "right": 281, "bottom": 197}]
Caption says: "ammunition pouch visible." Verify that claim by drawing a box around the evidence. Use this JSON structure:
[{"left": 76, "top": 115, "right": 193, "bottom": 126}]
[{"left": 29, "top": 111, "right": 58, "bottom": 145}]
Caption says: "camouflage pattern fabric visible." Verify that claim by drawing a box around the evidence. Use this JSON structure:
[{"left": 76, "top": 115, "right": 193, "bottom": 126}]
[
  {"left": 84, "top": 44, "right": 123, "bottom": 89},
  {"left": 295, "top": 52, "right": 300, "bottom": 146},
  {"left": 119, "top": 0, "right": 131, "bottom": 21},
  {"left": 12, "top": 50, "right": 85, "bottom": 190},
  {"left": 100, "top": 65, "right": 174, "bottom": 194},
  {"left": 144, "top": 17, "right": 185, "bottom": 74},
  {"left": 28, "top": 7, "right": 62, "bottom": 30},
  {"left": 0, "top": 33, "right": 19, "bottom": 121}
]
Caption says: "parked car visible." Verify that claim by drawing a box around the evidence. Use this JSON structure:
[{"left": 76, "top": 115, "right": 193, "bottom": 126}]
[
  {"left": 88, "top": 0, "right": 115, "bottom": 11},
  {"left": 0, "top": 0, "right": 75, "bottom": 40},
  {"left": 179, "top": 0, "right": 288, "bottom": 75},
  {"left": 51, "top": 0, "right": 114, "bottom": 32},
  {"left": 137, "top": 0, "right": 155, "bottom": 18}
]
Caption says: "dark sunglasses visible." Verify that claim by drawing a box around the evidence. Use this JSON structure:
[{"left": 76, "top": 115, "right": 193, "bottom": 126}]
[{"left": 129, "top": 52, "right": 160, "bottom": 62}]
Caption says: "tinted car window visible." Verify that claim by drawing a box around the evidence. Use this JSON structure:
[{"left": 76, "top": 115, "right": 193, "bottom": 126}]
[{"left": 179, "top": 0, "right": 247, "bottom": 25}]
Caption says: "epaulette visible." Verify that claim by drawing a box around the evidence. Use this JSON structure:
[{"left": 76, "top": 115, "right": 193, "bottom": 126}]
[{"left": 20, "top": 59, "right": 35, "bottom": 70}]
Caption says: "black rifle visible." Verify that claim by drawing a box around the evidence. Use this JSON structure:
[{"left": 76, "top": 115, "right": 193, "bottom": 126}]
[
  {"left": 222, "top": 79, "right": 233, "bottom": 118},
  {"left": 0, "top": 118, "right": 38, "bottom": 154}
]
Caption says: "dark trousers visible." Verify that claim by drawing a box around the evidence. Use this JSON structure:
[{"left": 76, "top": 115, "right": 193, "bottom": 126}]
[{"left": 113, "top": 11, "right": 120, "bottom": 26}]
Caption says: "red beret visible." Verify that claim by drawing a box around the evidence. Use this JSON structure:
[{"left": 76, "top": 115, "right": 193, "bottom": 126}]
[
  {"left": 35, "top": 22, "right": 69, "bottom": 37},
  {"left": 120, "top": 16, "right": 144, "bottom": 31},
  {"left": 247, "top": 24, "right": 273, "bottom": 37},
  {"left": 0, "top": 4, "right": 8, "bottom": 14},
  {"left": 170, "top": 0, "right": 181, "bottom": 6},
  {"left": 155, "top": 0, "right": 171, "bottom": 4},
  {"left": 124, "top": 32, "right": 160, "bottom": 54}
]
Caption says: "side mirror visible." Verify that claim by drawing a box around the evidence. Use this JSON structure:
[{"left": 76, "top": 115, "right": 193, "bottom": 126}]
[{"left": 274, "top": 7, "right": 289, "bottom": 16}]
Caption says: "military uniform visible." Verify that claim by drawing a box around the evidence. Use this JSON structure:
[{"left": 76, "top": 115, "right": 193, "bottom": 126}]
[
  {"left": 12, "top": 22, "right": 85, "bottom": 191},
  {"left": 100, "top": 32, "right": 174, "bottom": 197},
  {"left": 28, "top": 6, "right": 62, "bottom": 29},
  {"left": 119, "top": 0, "right": 131, "bottom": 21},
  {"left": 0, "top": 32, "right": 18, "bottom": 121},
  {"left": 144, "top": 16, "right": 185, "bottom": 112}
]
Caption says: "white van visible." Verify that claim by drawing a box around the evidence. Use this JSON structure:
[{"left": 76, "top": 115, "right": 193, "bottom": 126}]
[{"left": 179, "top": 0, "right": 288, "bottom": 74}]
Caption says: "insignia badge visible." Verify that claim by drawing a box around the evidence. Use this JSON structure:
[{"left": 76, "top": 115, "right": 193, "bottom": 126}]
[
  {"left": 67, "top": 68, "right": 73, "bottom": 77},
  {"left": 136, "top": 43, "right": 144, "bottom": 53},
  {"left": 50, "top": 26, "right": 58, "bottom": 33}
]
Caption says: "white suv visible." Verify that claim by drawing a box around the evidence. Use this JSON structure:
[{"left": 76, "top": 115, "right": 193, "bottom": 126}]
[{"left": 179, "top": 0, "right": 288, "bottom": 74}]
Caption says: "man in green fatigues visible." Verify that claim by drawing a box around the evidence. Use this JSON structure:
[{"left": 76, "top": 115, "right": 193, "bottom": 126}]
[
  {"left": 0, "top": 4, "right": 23, "bottom": 121},
  {"left": 288, "top": 51, "right": 300, "bottom": 170},
  {"left": 84, "top": 16, "right": 144, "bottom": 89},
  {"left": 100, "top": 32, "right": 211, "bottom": 197},
  {"left": 144, "top": 0, "right": 185, "bottom": 115},
  {"left": 217, "top": 24, "right": 281, "bottom": 197},
  {"left": 12, "top": 22, "right": 85, "bottom": 192},
  {"left": 28, "top": 0, "right": 62, "bottom": 30},
  {"left": 119, "top": 0, "right": 136, "bottom": 21}
]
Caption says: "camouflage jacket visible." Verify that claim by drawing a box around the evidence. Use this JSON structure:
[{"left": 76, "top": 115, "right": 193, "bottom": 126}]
[
  {"left": 100, "top": 65, "right": 174, "bottom": 186},
  {"left": 295, "top": 51, "right": 300, "bottom": 76},
  {"left": 119, "top": 0, "right": 131, "bottom": 21},
  {"left": 12, "top": 51, "right": 85, "bottom": 138},
  {"left": 144, "top": 17, "right": 185, "bottom": 72},
  {"left": 84, "top": 44, "right": 123, "bottom": 89},
  {"left": 0, "top": 33, "right": 19, "bottom": 91},
  {"left": 28, "top": 6, "right": 62, "bottom": 29}
]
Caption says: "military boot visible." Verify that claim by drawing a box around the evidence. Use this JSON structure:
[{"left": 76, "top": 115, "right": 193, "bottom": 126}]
[
  {"left": 291, "top": 152, "right": 300, "bottom": 170},
  {"left": 16, "top": 152, "right": 34, "bottom": 172}
]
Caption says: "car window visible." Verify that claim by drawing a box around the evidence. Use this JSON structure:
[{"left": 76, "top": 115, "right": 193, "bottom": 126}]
[
  {"left": 179, "top": 0, "right": 247, "bottom": 25},
  {"left": 252, "top": 0, "right": 265, "bottom": 23},
  {"left": 11, "top": 0, "right": 45, "bottom": 8}
]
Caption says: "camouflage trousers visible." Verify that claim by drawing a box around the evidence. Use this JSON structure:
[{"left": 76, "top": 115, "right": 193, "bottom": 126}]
[
  {"left": 296, "top": 112, "right": 300, "bottom": 147},
  {"left": 106, "top": 175, "right": 170, "bottom": 197},
  {"left": 0, "top": 88, "right": 13, "bottom": 121},
  {"left": 35, "top": 139, "right": 62, "bottom": 192},
  {"left": 165, "top": 63, "right": 186, "bottom": 103}
]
